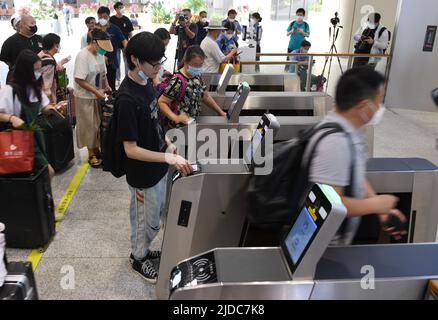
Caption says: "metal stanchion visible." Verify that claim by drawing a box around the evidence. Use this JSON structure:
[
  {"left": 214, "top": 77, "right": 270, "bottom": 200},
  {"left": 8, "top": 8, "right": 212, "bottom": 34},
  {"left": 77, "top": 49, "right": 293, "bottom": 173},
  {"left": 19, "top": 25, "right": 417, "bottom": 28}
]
[{"left": 306, "top": 56, "right": 314, "bottom": 92}]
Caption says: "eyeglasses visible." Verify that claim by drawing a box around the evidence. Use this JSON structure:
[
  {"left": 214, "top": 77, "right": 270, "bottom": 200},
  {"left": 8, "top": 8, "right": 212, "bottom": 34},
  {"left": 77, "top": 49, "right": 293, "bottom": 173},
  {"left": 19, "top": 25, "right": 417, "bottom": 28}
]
[{"left": 146, "top": 56, "right": 168, "bottom": 70}]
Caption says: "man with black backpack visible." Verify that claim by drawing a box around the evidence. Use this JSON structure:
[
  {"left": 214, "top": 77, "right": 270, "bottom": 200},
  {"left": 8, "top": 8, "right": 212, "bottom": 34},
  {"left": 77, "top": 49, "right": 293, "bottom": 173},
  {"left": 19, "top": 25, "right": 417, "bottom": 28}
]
[
  {"left": 247, "top": 68, "right": 407, "bottom": 246},
  {"left": 353, "top": 13, "right": 391, "bottom": 69},
  {"left": 306, "top": 68, "right": 406, "bottom": 245},
  {"left": 106, "top": 32, "right": 193, "bottom": 283}
]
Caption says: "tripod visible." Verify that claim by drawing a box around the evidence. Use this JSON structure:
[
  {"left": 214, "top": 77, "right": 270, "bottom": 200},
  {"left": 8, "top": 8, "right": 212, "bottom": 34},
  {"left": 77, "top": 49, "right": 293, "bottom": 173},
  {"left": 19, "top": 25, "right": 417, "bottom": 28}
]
[
  {"left": 320, "top": 24, "right": 344, "bottom": 92},
  {"left": 173, "top": 26, "right": 185, "bottom": 73}
]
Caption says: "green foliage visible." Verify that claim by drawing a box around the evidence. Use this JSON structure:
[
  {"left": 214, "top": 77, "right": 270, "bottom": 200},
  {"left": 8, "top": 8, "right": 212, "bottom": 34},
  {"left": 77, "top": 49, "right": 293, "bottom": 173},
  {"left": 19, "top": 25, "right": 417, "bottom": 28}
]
[
  {"left": 308, "top": 0, "right": 323, "bottom": 12},
  {"left": 151, "top": 2, "right": 172, "bottom": 24},
  {"left": 182, "top": 0, "right": 207, "bottom": 13},
  {"left": 17, "top": 120, "right": 40, "bottom": 132}
]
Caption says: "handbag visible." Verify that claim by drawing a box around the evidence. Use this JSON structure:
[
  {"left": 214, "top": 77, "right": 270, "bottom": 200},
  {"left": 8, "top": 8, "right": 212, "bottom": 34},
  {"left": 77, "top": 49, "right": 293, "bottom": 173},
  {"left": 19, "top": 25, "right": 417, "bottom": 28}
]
[{"left": 0, "top": 129, "right": 34, "bottom": 175}]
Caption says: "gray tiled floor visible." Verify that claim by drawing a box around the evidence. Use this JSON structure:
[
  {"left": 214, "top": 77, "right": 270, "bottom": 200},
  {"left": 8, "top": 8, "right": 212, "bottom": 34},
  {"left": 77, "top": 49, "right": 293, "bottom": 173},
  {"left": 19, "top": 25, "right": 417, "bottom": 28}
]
[{"left": 5, "top": 107, "right": 438, "bottom": 300}]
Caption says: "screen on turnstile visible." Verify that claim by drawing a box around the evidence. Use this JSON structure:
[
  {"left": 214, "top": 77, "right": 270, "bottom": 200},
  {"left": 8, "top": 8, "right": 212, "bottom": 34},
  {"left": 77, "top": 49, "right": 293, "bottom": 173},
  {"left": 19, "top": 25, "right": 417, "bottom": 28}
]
[
  {"left": 281, "top": 185, "right": 332, "bottom": 273},
  {"left": 226, "top": 82, "right": 248, "bottom": 120},
  {"left": 244, "top": 115, "right": 270, "bottom": 164},
  {"left": 217, "top": 64, "right": 233, "bottom": 94}
]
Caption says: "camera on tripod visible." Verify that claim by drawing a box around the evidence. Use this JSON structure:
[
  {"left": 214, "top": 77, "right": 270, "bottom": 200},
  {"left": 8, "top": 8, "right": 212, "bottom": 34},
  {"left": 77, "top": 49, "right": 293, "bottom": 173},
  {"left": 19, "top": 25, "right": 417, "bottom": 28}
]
[{"left": 330, "top": 12, "right": 340, "bottom": 27}]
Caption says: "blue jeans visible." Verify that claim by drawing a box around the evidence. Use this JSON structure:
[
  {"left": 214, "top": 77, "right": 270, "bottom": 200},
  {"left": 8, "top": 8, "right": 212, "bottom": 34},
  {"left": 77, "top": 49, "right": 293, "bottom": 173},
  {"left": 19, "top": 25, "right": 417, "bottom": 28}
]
[{"left": 128, "top": 175, "right": 168, "bottom": 261}]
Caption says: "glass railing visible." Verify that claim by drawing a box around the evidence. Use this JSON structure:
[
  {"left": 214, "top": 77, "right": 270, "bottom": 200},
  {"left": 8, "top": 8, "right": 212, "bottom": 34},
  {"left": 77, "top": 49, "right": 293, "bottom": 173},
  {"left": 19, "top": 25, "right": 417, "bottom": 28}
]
[{"left": 239, "top": 53, "right": 392, "bottom": 95}]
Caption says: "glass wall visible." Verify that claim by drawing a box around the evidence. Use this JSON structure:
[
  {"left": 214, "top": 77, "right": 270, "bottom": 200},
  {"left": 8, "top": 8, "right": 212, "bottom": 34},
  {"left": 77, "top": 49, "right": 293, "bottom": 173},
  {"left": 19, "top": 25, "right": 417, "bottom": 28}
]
[{"left": 270, "top": 0, "right": 305, "bottom": 21}]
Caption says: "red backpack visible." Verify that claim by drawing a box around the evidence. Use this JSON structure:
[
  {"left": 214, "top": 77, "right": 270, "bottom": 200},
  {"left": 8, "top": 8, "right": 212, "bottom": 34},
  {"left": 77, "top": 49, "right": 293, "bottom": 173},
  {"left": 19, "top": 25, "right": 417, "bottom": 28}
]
[{"left": 155, "top": 72, "right": 187, "bottom": 129}]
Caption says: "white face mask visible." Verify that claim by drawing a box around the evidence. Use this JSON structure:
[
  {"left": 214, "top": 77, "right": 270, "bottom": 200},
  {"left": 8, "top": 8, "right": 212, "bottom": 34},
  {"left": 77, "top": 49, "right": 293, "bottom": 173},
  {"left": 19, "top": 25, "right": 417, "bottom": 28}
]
[
  {"left": 201, "top": 17, "right": 208, "bottom": 23},
  {"left": 99, "top": 18, "right": 108, "bottom": 26},
  {"left": 229, "top": 18, "right": 235, "bottom": 22},
  {"left": 367, "top": 21, "right": 376, "bottom": 29},
  {"left": 297, "top": 15, "right": 304, "bottom": 22},
  {"left": 225, "top": 33, "right": 233, "bottom": 40},
  {"left": 251, "top": 19, "right": 258, "bottom": 25},
  {"left": 363, "top": 102, "right": 386, "bottom": 126}
]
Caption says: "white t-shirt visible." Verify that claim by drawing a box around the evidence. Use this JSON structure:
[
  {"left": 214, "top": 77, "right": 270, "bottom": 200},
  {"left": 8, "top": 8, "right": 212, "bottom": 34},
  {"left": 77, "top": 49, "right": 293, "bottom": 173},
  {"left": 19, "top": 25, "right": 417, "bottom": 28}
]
[
  {"left": 200, "top": 35, "right": 225, "bottom": 73},
  {"left": 0, "top": 85, "right": 50, "bottom": 116},
  {"left": 73, "top": 47, "right": 107, "bottom": 99}
]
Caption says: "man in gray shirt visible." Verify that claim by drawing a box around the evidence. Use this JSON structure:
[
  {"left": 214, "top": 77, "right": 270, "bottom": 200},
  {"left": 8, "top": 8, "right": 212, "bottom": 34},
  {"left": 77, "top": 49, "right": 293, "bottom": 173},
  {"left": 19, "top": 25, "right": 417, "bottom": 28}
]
[{"left": 307, "top": 68, "right": 407, "bottom": 245}]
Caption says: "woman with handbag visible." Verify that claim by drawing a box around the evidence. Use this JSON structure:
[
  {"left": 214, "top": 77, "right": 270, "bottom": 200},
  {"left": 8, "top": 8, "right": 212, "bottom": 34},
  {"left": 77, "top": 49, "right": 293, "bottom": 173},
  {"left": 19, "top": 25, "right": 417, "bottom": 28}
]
[
  {"left": 0, "top": 49, "right": 56, "bottom": 179},
  {"left": 158, "top": 45, "right": 226, "bottom": 128}
]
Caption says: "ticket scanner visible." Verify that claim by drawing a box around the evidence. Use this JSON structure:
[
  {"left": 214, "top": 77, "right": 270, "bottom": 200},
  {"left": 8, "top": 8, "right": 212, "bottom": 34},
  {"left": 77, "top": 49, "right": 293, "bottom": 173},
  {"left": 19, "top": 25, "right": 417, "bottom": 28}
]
[{"left": 169, "top": 185, "right": 438, "bottom": 300}]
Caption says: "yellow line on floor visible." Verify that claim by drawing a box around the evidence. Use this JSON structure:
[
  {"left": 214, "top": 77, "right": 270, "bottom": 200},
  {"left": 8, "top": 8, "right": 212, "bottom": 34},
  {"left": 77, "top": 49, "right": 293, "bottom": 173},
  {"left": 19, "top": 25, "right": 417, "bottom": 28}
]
[{"left": 27, "top": 158, "right": 90, "bottom": 272}]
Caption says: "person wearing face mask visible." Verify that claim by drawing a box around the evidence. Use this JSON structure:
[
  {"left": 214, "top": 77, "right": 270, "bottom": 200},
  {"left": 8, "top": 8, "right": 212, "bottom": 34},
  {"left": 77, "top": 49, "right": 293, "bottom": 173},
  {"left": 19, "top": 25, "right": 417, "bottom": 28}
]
[
  {"left": 289, "top": 40, "right": 319, "bottom": 91},
  {"left": 38, "top": 33, "right": 70, "bottom": 104},
  {"left": 170, "top": 8, "right": 199, "bottom": 65},
  {"left": 0, "top": 49, "right": 58, "bottom": 180},
  {"left": 158, "top": 45, "right": 226, "bottom": 128},
  {"left": 250, "top": 13, "right": 263, "bottom": 71},
  {"left": 286, "top": 8, "right": 310, "bottom": 54},
  {"left": 153, "top": 28, "right": 172, "bottom": 86},
  {"left": 353, "top": 13, "right": 390, "bottom": 69},
  {"left": 114, "top": 32, "right": 193, "bottom": 283},
  {"left": 0, "top": 15, "right": 43, "bottom": 73},
  {"left": 216, "top": 21, "right": 238, "bottom": 56},
  {"left": 306, "top": 68, "right": 407, "bottom": 246},
  {"left": 97, "top": 6, "right": 128, "bottom": 91},
  {"left": 73, "top": 29, "right": 113, "bottom": 168},
  {"left": 196, "top": 11, "right": 209, "bottom": 45},
  {"left": 200, "top": 21, "right": 237, "bottom": 73},
  {"left": 110, "top": 2, "right": 134, "bottom": 80},
  {"left": 221, "top": 9, "right": 242, "bottom": 40}
]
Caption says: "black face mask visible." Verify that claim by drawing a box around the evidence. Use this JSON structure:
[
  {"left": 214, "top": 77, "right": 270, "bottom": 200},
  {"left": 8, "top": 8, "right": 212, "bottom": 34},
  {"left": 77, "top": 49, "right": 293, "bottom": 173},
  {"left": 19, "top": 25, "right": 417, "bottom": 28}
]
[{"left": 29, "top": 25, "right": 38, "bottom": 34}]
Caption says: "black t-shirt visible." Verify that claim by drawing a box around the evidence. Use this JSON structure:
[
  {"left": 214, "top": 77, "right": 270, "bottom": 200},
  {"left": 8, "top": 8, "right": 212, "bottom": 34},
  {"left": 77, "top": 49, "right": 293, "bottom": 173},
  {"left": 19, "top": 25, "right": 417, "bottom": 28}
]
[
  {"left": 175, "top": 23, "right": 199, "bottom": 60},
  {"left": 0, "top": 33, "right": 43, "bottom": 68},
  {"left": 196, "top": 21, "right": 208, "bottom": 45},
  {"left": 109, "top": 15, "right": 134, "bottom": 47},
  {"left": 116, "top": 76, "right": 169, "bottom": 189}
]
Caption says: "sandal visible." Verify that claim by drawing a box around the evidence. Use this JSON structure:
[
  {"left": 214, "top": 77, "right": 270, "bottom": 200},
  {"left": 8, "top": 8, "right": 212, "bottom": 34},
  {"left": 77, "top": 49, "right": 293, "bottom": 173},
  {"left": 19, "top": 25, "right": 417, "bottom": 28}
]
[{"left": 88, "top": 155, "right": 102, "bottom": 168}]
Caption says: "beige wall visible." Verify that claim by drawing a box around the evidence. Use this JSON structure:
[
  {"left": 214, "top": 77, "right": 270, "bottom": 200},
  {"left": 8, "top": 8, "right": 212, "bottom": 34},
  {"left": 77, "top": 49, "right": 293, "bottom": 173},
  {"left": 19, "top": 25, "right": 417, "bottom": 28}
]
[{"left": 386, "top": 0, "right": 438, "bottom": 111}]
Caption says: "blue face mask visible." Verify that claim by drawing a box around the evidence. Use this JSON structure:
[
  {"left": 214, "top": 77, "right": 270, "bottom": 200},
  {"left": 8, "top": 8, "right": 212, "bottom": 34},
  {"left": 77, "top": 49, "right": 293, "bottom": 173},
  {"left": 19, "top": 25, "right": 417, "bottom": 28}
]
[
  {"left": 136, "top": 59, "right": 149, "bottom": 81},
  {"left": 187, "top": 65, "right": 202, "bottom": 77}
]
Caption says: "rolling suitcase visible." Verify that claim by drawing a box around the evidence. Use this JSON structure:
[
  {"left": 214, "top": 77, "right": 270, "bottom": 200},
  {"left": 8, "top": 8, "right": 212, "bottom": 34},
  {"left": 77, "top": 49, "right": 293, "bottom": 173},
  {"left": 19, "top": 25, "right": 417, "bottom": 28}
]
[
  {"left": 0, "top": 166, "right": 55, "bottom": 249},
  {"left": 0, "top": 262, "right": 39, "bottom": 300},
  {"left": 36, "top": 110, "right": 75, "bottom": 172}
]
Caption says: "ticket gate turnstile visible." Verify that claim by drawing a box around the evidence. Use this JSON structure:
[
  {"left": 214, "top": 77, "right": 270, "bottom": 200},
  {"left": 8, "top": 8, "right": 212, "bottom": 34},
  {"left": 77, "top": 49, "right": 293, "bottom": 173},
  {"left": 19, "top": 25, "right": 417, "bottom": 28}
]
[
  {"left": 169, "top": 244, "right": 438, "bottom": 300},
  {"left": 203, "top": 72, "right": 300, "bottom": 93},
  {"left": 168, "top": 185, "right": 438, "bottom": 300},
  {"left": 156, "top": 157, "right": 438, "bottom": 299}
]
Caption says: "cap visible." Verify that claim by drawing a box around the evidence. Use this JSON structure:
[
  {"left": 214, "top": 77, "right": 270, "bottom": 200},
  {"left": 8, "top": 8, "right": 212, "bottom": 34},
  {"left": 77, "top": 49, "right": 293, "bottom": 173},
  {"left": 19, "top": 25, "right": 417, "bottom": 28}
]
[
  {"left": 11, "top": 14, "right": 22, "bottom": 28},
  {"left": 91, "top": 29, "right": 114, "bottom": 52}
]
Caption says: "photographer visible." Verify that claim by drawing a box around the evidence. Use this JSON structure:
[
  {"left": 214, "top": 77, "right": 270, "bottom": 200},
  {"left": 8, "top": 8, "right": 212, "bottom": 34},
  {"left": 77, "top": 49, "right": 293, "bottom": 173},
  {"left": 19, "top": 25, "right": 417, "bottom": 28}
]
[
  {"left": 353, "top": 13, "right": 390, "bottom": 68},
  {"left": 169, "top": 9, "right": 199, "bottom": 64}
]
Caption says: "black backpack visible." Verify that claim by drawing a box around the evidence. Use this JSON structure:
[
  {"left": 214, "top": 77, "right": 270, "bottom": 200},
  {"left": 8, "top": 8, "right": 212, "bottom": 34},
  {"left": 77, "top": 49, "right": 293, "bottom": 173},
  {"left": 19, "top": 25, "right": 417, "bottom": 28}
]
[
  {"left": 102, "top": 92, "right": 142, "bottom": 178},
  {"left": 378, "top": 27, "right": 391, "bottom": 54},
  {"left": 246, "top": 123, "right": 353, "bottom": 229}
]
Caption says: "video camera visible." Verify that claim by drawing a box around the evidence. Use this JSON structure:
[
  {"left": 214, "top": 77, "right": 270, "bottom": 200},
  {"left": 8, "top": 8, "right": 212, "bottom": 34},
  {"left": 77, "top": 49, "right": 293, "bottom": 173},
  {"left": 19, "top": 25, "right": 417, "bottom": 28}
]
[{"left": 330, "top": 12, "right": 340, "bottom": 27}]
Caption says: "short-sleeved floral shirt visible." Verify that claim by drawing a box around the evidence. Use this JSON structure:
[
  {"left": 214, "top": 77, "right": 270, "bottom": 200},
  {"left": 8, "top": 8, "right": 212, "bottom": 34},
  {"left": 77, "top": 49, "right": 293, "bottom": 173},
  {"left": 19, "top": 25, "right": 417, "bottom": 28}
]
[{"left": 162, "top": 72, "right": 207, "bottom": 118}]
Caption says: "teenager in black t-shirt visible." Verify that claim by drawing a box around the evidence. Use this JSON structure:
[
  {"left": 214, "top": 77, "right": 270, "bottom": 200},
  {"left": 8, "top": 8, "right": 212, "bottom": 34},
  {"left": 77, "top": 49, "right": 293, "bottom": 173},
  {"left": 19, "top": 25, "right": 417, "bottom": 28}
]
[
  {"left": 110, "top": 2, "right": 134, "bottom": 80},
  {"left": 116, "top": 32, "right": 193, "bottom": 283},
  {"left": 0, "top": 15, "right": 43, "bottom": 70}
]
